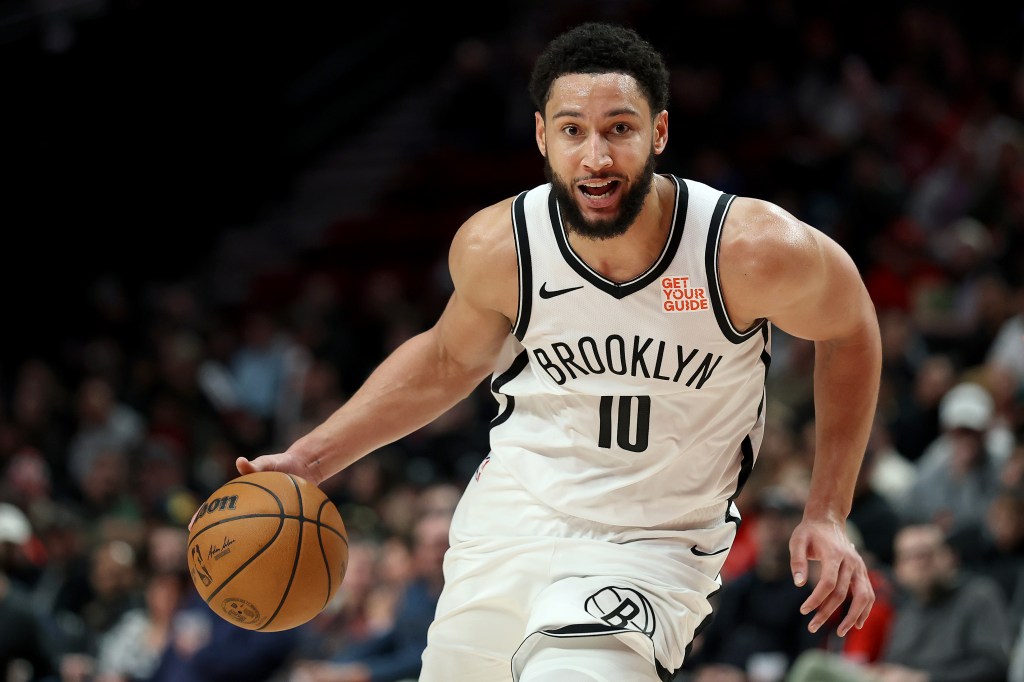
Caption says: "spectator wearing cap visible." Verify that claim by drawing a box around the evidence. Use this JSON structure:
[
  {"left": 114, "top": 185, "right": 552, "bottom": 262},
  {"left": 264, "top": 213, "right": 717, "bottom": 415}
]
[{"left": 898, "top": 381, "right": 1005, "bottom": 534}]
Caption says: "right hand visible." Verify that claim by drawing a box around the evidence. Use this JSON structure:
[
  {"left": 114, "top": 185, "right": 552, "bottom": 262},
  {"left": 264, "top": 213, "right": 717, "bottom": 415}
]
[
  {"left": 236, "top": 451, "right": 322, "bottom": 483},
  {"left": 190, "top": 451, "right": 322, "bottom": 532}
]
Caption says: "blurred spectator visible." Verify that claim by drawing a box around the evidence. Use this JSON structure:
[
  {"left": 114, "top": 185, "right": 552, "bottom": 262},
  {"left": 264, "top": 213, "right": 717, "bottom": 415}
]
[
  {"left": 67, "top": 377, "right": 145, "bottom": 494},
  {"left": 863, "top": 418, "right": 915, "bottom": 511},
  {"left": 77, "top": 447, "right": 142, "bottom": 524},
  {"left": 848, "top": 442, "right": 903, "bottom": 568},
  {"left": 947, "top": 488, "right": 1024, "bottom": 606},
  {"left": 288, "top": 509, "right": 452, "bottom": 682},
  {"left": 293, "top": 539, "right": 390, "bottom": 662},
  {"left": 683, "top": 487, "right": 823, "bottom": 682},
  {"left": 79, "top": 539, "right": 144, "bottom": 645},
  {"left": 2, "top": 447, "right": 55, "bottom": 514},
  {"left": 862, "top": 218, "right": 946, "bottom": 316},
  {"left": 876, "top": 309, "right": 928, "bottom": 424},
  {"left": 133, "top": 436, "right": 201, "bottom": 528},
  {"left": 786, "top": 523, "right": 1010, "bottom": 682},
  {"left": 985, "top": 289, "right": 1024, "bottom": 394},
  {"left": 899, "top": 381, "right": 1005, "bottom": 533},
  {"left": 147, "top": 586, "right": 301, "bottom": 682},
  {"left": 26, "top": 502, "right": 94, "bottom": 656},
  {"left": 93, "top": 568, "right": 190, "bottom": 682},
  {"left": 197, "top": 308, "right": 310, "bottom": 453},
  {"left": 6, "top": 360, "right": 72, "bottom": 496},
  {"left": 144, "top": 524, "right": 189, "bottom": 576},
  {"left": 887, "top": 353, "right": 955, "bottom": 463},
  {"left": 0, "top": 502, "right": 59, "bottom": 682}
]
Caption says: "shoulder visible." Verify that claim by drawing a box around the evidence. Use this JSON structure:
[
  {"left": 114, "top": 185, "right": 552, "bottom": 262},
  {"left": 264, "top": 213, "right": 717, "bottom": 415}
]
[
  {"left": 720, "top": 197, "right": 821, "bottom": 284},
  {"left": 719, "top": 195, "right": 872, "bottom": 329},
  {"left": 449, "top": 196, "right": 520, "bottom": 320},
  {"left": 450, "top": 197, "right": 516, "bottom": 261},
  {"left": 450, "top": 196, "right": 518, "bottom": 279},
  {"left": 717, "top": 197, "right": 825, "bottom": 327}
]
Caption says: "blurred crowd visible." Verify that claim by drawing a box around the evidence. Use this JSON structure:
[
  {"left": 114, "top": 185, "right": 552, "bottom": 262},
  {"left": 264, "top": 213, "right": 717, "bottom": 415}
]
[{"left": 2, "top": 2, "right": 1024, "bottom": 681}]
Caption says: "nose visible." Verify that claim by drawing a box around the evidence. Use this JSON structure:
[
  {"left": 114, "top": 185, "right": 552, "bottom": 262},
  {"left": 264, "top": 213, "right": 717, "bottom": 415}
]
[{"left": 582, "top": 134, "right": 612, "bottom": 172}]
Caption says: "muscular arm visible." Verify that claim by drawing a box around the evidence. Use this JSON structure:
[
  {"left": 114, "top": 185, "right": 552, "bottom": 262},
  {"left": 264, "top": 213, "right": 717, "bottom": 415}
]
[
  {"left": 237, "top": 199, "right": 518, "bottom": 485},
  {"left": 720, "top": 197, "right": 882, "bottom": 636}
]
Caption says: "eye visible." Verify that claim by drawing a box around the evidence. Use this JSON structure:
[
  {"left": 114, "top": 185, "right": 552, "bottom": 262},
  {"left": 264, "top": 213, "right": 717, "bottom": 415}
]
[
  {"left": 563, "top": 125, "right": 581, "bottom": 136},
  {"left": 612, "top": 123, "right": 631, "bottom": 135}
]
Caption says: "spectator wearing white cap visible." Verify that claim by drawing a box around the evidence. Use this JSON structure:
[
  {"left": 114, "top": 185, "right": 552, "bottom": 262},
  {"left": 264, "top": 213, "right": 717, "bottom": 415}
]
[{"left": 898, "top": 381, "right": 1007, "bottom": 534}]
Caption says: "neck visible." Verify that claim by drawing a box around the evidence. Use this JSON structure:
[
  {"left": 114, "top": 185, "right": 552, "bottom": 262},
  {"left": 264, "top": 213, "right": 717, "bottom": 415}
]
[{"left": 567, "top": 175, "right": 672, "bottom": 282}]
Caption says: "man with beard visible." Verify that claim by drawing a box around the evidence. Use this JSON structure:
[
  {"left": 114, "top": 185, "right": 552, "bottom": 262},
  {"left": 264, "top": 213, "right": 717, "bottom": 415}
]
[{"left": 229, "top": 22, "right": 881, "bottom": 682}]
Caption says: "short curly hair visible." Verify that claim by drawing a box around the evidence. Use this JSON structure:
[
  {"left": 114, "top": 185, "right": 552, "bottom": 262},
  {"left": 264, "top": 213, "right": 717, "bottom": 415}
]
[{"left": 528, "top": 22, "right": 670, "bottom": 116}]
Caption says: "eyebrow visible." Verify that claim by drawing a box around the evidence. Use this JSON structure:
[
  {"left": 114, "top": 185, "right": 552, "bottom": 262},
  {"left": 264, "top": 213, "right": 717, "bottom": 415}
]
[{"left": 550, "top": 107, "right": 642, "bottom": 120}]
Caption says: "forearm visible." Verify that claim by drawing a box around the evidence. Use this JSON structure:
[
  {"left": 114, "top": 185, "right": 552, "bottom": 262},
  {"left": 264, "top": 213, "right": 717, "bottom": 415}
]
[
  {"left": 289, "top": 328, "right": 490, "bottom": 483},
  {"left": 806, "top": 320, "right": 881, "bottom": 521}
]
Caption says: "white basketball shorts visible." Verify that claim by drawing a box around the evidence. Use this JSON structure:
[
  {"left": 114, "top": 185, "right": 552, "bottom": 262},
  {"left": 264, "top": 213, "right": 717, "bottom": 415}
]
[{"left": 419, "top": 454, "right": 738, "bottom": 681}]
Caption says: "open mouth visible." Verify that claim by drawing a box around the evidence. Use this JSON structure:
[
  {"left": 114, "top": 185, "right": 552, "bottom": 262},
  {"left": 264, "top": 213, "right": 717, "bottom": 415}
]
[{"left": 577, "top": 179, "right": 621, "bottom": 207}]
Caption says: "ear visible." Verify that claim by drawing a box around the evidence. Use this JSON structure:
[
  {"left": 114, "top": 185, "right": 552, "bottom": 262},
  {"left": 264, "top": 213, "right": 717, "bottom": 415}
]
[
  {"left": 653, "top": 110, "right": 668, "bottom": 155},
  {"left": 535, "top": 111, "right": 547, "bottom": 157}
]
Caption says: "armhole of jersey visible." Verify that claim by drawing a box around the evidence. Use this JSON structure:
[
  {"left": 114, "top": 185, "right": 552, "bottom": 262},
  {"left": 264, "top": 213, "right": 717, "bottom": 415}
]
[
  {"left": 511, "top": 191, "right": 533, "bottom": 341},
  {"left": 705, "top": 192, "right": 767, "bottom": 344}
]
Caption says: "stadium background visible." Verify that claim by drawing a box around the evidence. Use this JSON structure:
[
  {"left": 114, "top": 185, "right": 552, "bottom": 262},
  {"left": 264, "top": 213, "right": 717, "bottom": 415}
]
[{"left": 1, "top": 1, "right": 1023, "bottom": 681}]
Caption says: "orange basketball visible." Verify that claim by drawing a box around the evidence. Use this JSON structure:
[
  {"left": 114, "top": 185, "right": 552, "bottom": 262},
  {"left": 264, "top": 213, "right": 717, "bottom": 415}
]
[{"left": 187, "top": 471, "right": 348, "bottom": 631}]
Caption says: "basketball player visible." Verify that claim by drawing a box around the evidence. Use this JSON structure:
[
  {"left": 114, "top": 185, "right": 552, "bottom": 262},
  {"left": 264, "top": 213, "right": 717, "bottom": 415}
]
[{"left": 235, "top": 22, "right": 881, "bottom": 682}]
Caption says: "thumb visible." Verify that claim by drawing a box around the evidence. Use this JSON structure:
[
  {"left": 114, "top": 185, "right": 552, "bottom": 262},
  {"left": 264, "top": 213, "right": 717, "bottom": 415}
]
[
  {"left": 188, "top": 505, "right": 202, "bottom": 532},
  {"left": 236, "top": 456, "right": 261, "bottom": 475}
]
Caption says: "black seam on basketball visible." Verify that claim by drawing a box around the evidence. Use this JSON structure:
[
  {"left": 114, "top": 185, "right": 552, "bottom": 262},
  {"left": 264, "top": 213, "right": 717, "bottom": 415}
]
[
  {"left": 258, "top": 475, "right": 305, "bottom": 631},
  {"left": 316, "top": 498, "right": 332, "bottom": 609},
  {"left": 190, "top": 514, "right": 346, "bottom": 542},
  {"left": 223, "top": 479, "right": 287, "bottom": 498}
]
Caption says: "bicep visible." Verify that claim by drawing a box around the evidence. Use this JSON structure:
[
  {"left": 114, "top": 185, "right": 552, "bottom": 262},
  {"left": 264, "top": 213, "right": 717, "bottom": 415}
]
[
  {"left": 432, "top": 289, "right": 511, "bottom": 382},
  {"left": 438, "top": 200, "right": 518, "bottom": 380}
]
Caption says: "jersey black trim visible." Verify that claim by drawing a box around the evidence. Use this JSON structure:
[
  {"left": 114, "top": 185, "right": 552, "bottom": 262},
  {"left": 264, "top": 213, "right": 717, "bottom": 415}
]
[
  {"left": 490, "top": 350, "right": 530, "bottom": 428},
  {"left": 706, "top": 193, "right": 767, "bottom": 343},
  {"left": 756, "top": 323, "right": 772, "bottom": 421},
  {"left": 726, "top": 324, "right": 771, "bottom": 526},
  {"left": 759, "top": 323, "right": 772, "bottom": 373},
  {"left": 511, "top": 628, "right": 673, "bottom": 682},
  {"left": 511, "top": 191, "right": 533, "bottom": 341},
  {"left": 547, "top": 175, "right": 688, "bottom": 300}
]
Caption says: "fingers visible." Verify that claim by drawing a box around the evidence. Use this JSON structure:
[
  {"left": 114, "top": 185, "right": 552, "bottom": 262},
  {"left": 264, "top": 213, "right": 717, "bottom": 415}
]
[
  {"left": 187, "top": 506, "right": 201, "bottom": 532},
  {"left": 840, "top": 570, "right": 876, "bottom": 636},
  {"left": 799, "top": 554, "right": 876, "bottom": 637},
  {"left": 790, "top": 535, "right": 809, "bottom": 587},
  {"left": 805, "top": 560, "right": 852, "bottom": 633}
]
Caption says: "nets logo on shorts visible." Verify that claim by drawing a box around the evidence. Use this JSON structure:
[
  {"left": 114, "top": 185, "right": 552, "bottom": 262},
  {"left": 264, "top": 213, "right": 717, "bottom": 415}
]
[{"left": 584, "top": 586, "right": 656, "bottom": 637}]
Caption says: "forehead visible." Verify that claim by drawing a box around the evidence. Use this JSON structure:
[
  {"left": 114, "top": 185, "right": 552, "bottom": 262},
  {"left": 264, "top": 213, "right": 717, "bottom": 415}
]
[{"left": 545, "top": 72, "right": 650, "bottom": 118}]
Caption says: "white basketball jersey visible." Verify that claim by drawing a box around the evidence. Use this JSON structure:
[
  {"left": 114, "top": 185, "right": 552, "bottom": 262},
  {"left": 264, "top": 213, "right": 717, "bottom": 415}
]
[{"left": 488, "top": 176, "right": 771, "bottom": 527}]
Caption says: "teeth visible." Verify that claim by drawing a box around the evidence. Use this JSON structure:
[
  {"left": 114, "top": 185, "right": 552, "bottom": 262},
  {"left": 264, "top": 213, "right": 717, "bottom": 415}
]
[{"left": 581, "top": 180, "right": 613, "bottom": 188}]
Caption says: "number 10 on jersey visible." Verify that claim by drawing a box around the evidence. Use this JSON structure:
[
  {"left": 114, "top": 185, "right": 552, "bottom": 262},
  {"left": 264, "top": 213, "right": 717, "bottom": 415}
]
[{"left": 598, "top": 396, "right": 652, "bottom": 452}]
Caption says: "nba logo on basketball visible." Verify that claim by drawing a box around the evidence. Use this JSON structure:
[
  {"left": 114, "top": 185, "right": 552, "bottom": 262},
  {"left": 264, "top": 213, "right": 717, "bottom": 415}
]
[{"left": 584, "top": 586, "right": 656, "bottom": 636}]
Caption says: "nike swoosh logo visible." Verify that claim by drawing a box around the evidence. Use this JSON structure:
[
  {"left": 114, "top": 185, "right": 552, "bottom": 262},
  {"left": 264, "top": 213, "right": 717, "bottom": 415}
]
[
  {"left": 690, "top": 546, "right": 730, "bottom": 557},
  {"left": 539, "top": 283, "right": 584, "bottom": 299}
]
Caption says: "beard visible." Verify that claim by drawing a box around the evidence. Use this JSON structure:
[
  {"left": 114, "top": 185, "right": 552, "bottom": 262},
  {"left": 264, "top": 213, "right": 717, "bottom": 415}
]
[{"left": 545, "top": 151, "right": 657, "bottom": 241}]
